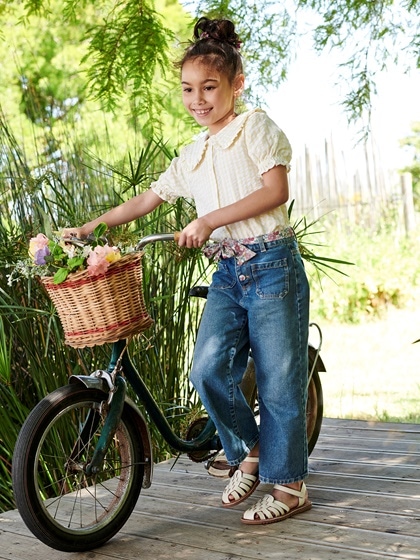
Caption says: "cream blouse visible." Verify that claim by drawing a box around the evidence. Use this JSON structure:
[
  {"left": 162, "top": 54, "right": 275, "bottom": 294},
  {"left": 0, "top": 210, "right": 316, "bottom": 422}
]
[{"left": 151, "top": 108, "right": 292, "bottom": 241}]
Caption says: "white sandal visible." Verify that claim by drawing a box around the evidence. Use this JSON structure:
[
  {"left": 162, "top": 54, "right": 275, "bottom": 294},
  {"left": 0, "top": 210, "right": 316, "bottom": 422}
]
[
  {"left": 221, "top": 456, "right": 259, "bottom": 508},
  {"left": 241, "top": 481, "right": 312, "bottom": 524}
]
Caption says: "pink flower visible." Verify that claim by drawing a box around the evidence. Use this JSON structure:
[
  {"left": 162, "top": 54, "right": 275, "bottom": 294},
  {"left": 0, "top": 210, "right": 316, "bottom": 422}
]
[
  {"left": 29, "top": 233, "right": 50, "bottom": 263},
  {"left": 86, "top": 245, "right": 121, "bottom": 277}
]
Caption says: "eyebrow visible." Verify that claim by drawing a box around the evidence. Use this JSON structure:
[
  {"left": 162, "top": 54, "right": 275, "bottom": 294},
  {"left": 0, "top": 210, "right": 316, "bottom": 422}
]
[{"left": 181, "top": 78, "right": 219, "bottom": 85}]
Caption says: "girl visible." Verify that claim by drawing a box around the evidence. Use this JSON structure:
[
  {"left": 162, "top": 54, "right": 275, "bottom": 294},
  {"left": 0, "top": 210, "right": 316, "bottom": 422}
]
[{"left": 64, "top": 17, "right": 311, "bottom": 525}]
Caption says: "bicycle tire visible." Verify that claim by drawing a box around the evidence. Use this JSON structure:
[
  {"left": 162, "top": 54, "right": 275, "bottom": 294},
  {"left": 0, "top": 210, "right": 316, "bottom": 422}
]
[
  {"left": 306, "top": 354, "right": 324, "bottom": 455},
  {"left": 12, "top": 384, "right": 145, "bottom": 552}
]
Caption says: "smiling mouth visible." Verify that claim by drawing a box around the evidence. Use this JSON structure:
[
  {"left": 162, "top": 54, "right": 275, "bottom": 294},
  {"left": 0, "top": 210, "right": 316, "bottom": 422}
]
[{"left": 193, "top": 108, "right": 212, "bottom": 116}]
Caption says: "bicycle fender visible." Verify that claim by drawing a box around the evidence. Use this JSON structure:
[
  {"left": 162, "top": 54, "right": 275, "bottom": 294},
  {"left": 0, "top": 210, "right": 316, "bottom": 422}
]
[
  {"left": 69, "top": 372, "right": 113, "bottom": 392},
  {"left": 69, "top": 374, "right": 153, "bottom": 488}
]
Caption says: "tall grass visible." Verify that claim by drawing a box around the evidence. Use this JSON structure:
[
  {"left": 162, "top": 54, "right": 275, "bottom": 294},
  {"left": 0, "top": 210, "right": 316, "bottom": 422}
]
[{"left": 0, "top": 112, "right": 212, "bottom": 512}]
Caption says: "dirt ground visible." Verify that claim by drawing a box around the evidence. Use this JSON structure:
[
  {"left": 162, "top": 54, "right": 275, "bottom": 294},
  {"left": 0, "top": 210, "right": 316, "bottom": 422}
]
[{"left": 312, "top": 300, "right": 419, "bottom": 422}]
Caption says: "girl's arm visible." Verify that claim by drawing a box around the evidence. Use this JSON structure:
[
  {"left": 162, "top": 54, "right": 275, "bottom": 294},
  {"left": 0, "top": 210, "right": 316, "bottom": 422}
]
[
  {"left": 178, "top": 165, "right": 289, "bottom": 247},
  {"left": 63, "top": 189, "right": 164, "bottom": 238}
]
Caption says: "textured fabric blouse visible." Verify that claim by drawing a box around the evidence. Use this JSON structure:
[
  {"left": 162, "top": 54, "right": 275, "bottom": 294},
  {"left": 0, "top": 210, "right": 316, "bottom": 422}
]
[{"left": 151, "top": 108, "right": 292, "bottom": 241}]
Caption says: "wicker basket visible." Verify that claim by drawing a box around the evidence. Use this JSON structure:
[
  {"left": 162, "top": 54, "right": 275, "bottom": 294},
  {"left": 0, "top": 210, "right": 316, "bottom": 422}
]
[{"left": 40, "top": 252, "right": 153, "bottom": 348}]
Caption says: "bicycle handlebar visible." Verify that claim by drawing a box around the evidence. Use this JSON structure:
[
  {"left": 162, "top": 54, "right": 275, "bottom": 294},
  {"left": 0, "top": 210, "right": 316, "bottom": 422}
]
[
  {"left": 135, "top": 232, "right": 181, "bottom": 250},
  {"left": 65, "top": 231, "right": 181, "bottom": 250}
]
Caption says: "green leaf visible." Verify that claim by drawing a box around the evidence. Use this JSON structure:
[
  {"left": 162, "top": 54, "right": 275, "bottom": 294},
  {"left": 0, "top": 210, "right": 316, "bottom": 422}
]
[
  {"left": 93, "top": 222, "right": 107, "bottom": 239},
  {"left": 48, "top": 241, "right": 66, "bottom": 261},
  {"left": 66, "top": 256, "right": 85, "bottom": 272},
  {"left": 53, "top": 268, "right": 69, "bottom": 284}
]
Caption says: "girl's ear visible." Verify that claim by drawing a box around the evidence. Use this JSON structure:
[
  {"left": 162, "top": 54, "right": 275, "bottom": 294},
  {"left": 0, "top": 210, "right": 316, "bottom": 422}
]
[{"left": 233, "top": 73, "right": 245, "bottom": 97}]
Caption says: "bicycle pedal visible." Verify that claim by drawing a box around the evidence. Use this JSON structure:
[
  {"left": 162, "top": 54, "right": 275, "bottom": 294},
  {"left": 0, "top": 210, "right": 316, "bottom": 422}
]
[{"left": 206, "top": 453, "right": 238, "bottom": 478}]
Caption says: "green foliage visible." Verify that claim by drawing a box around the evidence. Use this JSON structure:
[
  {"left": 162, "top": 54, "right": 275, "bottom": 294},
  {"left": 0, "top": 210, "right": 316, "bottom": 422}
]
[
  {"left": 82, "top": 1, "right": 172, "bottom": 115},
  {"left": 8, "top": 3, "right": 92, "bottom": 126},
  {"left": 0, "top": 0, "right": 195, "bottom": 143},
  {"left": 401, "top": 121, "right": 420, "bottom": 211},
  {"left": 296, "top": 0, "right": 420, "bottom": 128},
  {"left": 2, "top": 0, "right": 419, "bottom": 132},
  {"left": 0, "top": 317, "right": 26, "bottom": 511},
  {"left": 288, "top": 200, "right": 354, "bottom": 281},
  {"left": 309, "top": 217, "right": 420, "bottom": 323}
]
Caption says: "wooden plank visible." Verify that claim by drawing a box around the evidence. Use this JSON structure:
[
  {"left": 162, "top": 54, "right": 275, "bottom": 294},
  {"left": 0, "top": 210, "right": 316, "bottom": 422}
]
[
  {"left": 309, "top": 458, "right": 420, "bottom": 481},
  {"left": 320, "top": 425, "right": 420, "bottom": 443},
  {"left": 307, "top": 472, "right": 419, "bottom": 497},
  {"left": 146, "top": 472, "right": 420, "bottom": 519},
  {"left": 150, "top": 463, "right": 420, "bottom": 503},
  {"left": 1, "top": 419, "right": 419, "bottom": 560},
  {"left": 310, "top": 447, "right": 419, "bottom": 466},
  {"left": 314, "top": 436, "right": 420, "bottom": 454},
  {"left": 322, "top": 418, "right": 420, "bottom": 435},
  {"left": 155, "top": 453, "right": 420, "bottom": 483},
  {"left": 121, "top": 509, "right": 420, "bottom": 560},
  {"left": 4, "top": 503, "right": 414, "bottom": 560},
  {"left": 0, "top": 522, "right": 259, "bottom": 560},
  {"left": 139, "top": 481, "right": 420, "bottom": 537},
  {"left": 2, "top": 504, "right": 418, "bottom": 560},
  {"left": 148, "top": 456, "right": 420, "bottom": 534}
]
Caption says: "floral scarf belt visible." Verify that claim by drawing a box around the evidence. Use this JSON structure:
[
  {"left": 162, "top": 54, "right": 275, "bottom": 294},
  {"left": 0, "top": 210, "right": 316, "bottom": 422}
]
[{"left": 203, "top": 227, "right": 295, "bottom": 266}]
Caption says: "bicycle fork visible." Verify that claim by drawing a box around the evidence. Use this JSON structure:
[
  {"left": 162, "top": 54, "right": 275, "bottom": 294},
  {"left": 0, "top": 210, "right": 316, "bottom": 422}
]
[
  {"left": 84, "top": 375, "right": 126, "bottom": 476},
  {"left": 69, "top": 343, "right": 154, "bottom": 487}
]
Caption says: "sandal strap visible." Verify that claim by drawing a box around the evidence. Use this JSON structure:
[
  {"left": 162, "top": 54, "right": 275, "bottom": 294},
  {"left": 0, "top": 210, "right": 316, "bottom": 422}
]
[
  {"left": 273, "top": 482, "right": 307, "bottom": 504},
  {"left": 242, "top": 494, "right": 289, "bottom": 521},
  {"left": 242, "top": 456, "right": 259, "bottom": 463},
  {"left": 222, "top": 469, "right": 258, "bottom": 503}
]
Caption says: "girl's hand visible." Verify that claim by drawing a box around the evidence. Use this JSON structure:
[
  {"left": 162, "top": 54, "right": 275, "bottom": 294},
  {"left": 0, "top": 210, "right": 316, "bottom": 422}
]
[
  {"left": 61, "top": 226, "right": 88, "bottom": 240},
  {"left": 178, "top": 218, "right": 213, "bottom": 248}
]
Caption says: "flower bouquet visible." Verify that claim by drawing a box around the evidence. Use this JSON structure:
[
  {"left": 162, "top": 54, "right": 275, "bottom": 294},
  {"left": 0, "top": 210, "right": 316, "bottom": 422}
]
[{"left": 11, "top": 224, "right": 153, "bottom": 348}]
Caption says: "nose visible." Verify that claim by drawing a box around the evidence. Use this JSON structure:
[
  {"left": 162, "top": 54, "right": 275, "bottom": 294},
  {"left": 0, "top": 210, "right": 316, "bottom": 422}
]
[{"left": 192, "top": 91, "right": 205, "bottom": 105}]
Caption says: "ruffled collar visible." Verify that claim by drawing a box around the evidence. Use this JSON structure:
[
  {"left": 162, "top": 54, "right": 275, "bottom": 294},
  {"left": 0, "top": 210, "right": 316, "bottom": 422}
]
[{"left": 182, "top": 108, "right": 262, "bottom": 171}]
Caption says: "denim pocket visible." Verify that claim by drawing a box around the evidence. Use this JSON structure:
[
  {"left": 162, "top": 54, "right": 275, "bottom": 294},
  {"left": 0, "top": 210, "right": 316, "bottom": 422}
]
[
  {"left": 251, "top": 258, "right": 289, "bottom": 299},
  {"left": 211, "top": 262, "right": 237, "bottom": 290}
]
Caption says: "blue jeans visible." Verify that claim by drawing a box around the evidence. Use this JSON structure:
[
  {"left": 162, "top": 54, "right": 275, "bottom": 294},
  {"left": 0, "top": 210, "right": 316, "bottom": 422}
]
[{"left": 190, "top": 235, "right": 310, "bottom": 484}]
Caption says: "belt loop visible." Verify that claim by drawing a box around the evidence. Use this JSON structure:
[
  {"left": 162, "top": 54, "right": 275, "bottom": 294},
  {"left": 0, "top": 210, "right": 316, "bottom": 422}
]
[{"left": 257, "top": 236, "right": 267, "bottom": 252}]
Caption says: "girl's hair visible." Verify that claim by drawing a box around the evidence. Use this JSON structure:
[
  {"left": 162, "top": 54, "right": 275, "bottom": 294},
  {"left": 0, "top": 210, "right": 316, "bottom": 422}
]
[{"left": 178, "top": 17, "right": 243, "bottom": 82}]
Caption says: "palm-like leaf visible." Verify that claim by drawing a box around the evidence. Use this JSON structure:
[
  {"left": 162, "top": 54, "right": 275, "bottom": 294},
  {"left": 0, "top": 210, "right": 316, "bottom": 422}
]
[{"left": 289, "top": 200, "right": 354, "bottom": 281}]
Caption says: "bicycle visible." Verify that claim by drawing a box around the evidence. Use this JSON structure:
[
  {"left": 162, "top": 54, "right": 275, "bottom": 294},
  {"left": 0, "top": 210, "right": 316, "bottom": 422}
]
[{"left": 12, "top": 232, "right": 326, "bottom": 552}]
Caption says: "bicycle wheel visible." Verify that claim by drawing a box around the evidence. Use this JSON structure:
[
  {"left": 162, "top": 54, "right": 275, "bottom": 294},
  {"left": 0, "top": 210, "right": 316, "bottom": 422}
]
[
  {"left": 306, "top": 353, "right": 324, "bottom": 455},
  {"left": 12, "top": 384, "right": 145, "bottom": 552}
]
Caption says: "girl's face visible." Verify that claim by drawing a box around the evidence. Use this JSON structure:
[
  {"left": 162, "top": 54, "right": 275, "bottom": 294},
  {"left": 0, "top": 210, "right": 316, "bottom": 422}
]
[{"left": 181, "top": 59, "right": 244, "bottom": 136}]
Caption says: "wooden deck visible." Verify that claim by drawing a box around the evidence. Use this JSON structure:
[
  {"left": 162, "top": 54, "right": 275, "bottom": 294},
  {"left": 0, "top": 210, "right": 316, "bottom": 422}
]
[{"left": 1, "top": 418, "right": 419, "bottom": 559}]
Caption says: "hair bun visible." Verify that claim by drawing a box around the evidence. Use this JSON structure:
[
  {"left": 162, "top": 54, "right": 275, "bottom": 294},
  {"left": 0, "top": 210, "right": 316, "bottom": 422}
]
[
  {"left": 194, "top": 17, "right": 241, "bottom": 49},
  {"left": 178, "top": 16, "right": 243, "bottom": 81}
]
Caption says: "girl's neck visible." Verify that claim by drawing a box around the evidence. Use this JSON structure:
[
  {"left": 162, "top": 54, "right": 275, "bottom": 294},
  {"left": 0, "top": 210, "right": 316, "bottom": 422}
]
[{"left": 208, "top": 111, "right": 237, "bottom": 136}]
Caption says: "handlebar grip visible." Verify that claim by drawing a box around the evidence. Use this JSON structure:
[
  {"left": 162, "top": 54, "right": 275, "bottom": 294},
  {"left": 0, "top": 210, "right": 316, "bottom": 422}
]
[{"left": 136, "top": 231, "right": 182, "bottom": 249}]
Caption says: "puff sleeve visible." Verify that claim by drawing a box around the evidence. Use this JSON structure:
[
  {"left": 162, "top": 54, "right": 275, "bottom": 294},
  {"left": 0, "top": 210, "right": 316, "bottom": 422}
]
[
  {"left": 244, "top": 111, "right": 292, "bottom": 175},
  {"left": 150, "top": 155, "right": 191, "bottom": 204}
]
